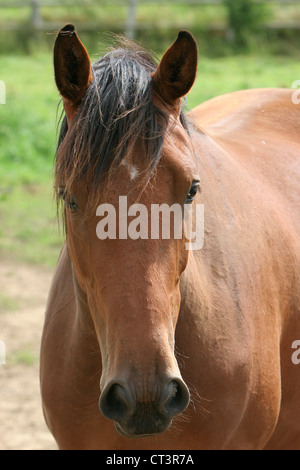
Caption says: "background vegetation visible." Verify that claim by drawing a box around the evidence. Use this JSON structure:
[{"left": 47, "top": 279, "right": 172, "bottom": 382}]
[{"left": 1, "top": 1, "right": 300, "bottom": 267}]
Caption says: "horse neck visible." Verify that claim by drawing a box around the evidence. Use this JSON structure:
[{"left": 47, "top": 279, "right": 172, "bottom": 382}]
[{"left": 177, "top": 127, "right": 236, "bottom": 323}]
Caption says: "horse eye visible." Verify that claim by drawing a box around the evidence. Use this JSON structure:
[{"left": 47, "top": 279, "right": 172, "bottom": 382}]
[
  {"left": 185, "top": 180, "right": 200, "bottom": 204},
  {"left": 58, "top": 187, "right": 78, "bottom": 212}
]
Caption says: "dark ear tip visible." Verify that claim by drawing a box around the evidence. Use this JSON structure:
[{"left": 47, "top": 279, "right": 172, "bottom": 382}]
[
  {"left": 59, "top": 24, "right": 76, "bottom": 35},
  {"left": 177, "top": 30, "right": 196, "bottom": 44}
]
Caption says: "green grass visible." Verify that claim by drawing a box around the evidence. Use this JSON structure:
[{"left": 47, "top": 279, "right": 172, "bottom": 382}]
[
  {"left": 0, "top": 53, "right": 63, "bottom": 266},
  {"left": 0, "top": 3, "right": 227, "bottom": 28},
  {"left": 2, "top": 2, "right": 298, "bottom": 29},
  {"left": 0, "top": 54, "right": 58, "bottom": 185},
  {"left": 0, "top": 183, "right": 63, "bottom": 266},
  {"left": 188, "top": 55, "right": 300, "bottom": 107},
  {"left": 8, "top": 347, "right": 39, "bottom": 366},
  {"left": 0, "top": 294, "right": 19, "bottom": 314},
  {"left": 0, "top": 50, "right": 299, "bottom": 267},
  {"left": 2, "top": 2, "right": 300, "bottom": 56}
]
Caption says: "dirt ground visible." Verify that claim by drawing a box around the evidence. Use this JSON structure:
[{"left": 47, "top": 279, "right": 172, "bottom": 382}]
[{"left": 0, "top": 262, "right": 57, "bottom": 450}]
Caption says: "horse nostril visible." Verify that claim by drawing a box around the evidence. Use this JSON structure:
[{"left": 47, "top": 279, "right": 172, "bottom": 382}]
[
  {"left": 164, "top": 379, "right": 190, "bottom": 418},
  {"left": 99, "top": 382, "right": 131, "bottom": 422}
]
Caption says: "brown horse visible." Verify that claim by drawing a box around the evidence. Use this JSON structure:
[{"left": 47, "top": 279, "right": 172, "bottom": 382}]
[{"left": 40, "top": 24, "right": 300, "bottom": 450}]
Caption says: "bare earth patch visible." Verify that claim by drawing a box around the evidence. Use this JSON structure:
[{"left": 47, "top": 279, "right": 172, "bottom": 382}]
[{"left": 0, "top": 262, "right": 57, "bottom": 450}]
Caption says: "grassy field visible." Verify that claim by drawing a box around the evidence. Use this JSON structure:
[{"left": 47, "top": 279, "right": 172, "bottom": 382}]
[
  {"left": 1, "top": 49, "right": 299, "bottom": 267},
  {"left": 2, "top": 2, "right": 300, "bottom": 29},
  {"left": 2, "top": 1, "right": 300, "bottom": 56},
  {"left": 0, "top": 54, "right": 62, "bottom": 266}
]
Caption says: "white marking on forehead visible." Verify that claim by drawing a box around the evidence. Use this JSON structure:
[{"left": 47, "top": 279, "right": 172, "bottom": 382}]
[
  {"left": 121, "top": 160, "right": 139, "bottom": 181},
  {"left": 129, "top": 165, "right": 139, "bottom": 181}
]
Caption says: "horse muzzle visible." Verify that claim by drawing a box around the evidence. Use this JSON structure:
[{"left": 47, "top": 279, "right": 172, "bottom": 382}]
[{"left": 99, "top": 377, "right": 190, "bottom": 438}]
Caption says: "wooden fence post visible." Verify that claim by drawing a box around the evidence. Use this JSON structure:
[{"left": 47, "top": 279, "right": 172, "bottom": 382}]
[
  {"left": 126, "top": 0, "right": 138, "bottom": 39},
  {"left": 31, "top": 0, "right": 42, "bottom": 29}
]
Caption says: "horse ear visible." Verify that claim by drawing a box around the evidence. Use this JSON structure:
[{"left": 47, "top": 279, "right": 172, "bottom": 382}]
[
  {"left": 152, "top": 31, "right": 197, "bottom": 107},
  {"left": 54, "top": 24, "right": 93, "bottom": 120}
]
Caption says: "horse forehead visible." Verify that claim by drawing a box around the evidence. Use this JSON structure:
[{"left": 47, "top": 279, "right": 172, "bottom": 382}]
[
  {"left": 161, "top": 132, "right": 197, "bottom": 178},
  {"left": 120, "top": 160, "right": 139, "bottom": 181},
  {"left": 163, "top": 115, "right": 193, "bottom": 149}
]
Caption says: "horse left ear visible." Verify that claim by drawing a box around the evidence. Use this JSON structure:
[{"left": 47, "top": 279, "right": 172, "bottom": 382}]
[
  {"left": 152, "top": 31, "right": 198, "bottom": 107},
  {"left": 54, "top": 24, "right": 93, "bottom": 121}
]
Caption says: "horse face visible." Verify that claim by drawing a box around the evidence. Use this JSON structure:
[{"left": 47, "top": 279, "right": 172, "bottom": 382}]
[{"left": 54, "top": 25, "right": 198, "bottom": 437}]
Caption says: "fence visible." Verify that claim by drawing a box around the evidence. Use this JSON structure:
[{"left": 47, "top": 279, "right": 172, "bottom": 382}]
[{"left": 0, "top": 0, "right": 300, "bottom": 39}]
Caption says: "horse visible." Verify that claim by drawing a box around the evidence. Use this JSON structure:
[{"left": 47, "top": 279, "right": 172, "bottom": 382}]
[{"left": 40, "top": 24, "right": 300, "bottom": 450}]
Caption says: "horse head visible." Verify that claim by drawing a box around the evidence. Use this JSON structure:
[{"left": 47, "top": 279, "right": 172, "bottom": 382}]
[{"left": 53, "top": 24, "right": 199, "bottom": 438}]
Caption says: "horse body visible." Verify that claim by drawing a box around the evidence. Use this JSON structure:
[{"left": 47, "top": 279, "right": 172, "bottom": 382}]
[
  {"left": 40, "top": 27, "right": 300, "bottom": 450},
  {"left": 183, "top": 88, "right": 300, "bottom": 449}
]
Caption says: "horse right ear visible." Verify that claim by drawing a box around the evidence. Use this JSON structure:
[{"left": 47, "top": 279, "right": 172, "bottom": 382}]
[
  {"left": 54, "top": 24, "right": 93, "bottom": 122},
  {"left": 152, "top": 30, "right": 197, "bottom": 109}
]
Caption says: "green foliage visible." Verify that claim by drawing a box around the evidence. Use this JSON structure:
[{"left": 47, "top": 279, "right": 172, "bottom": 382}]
[
  {"left": 223, "top": 0, "right": 269, "bottom": 48},
  {"left": 0, "top": 54, "right": 63, "bottom": 266},
  {"left": 0, "top": 55, "right": 58, "bottom": 185},
  {"left": 1, "top": 2, "right": 299, "bottom": 57}
]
